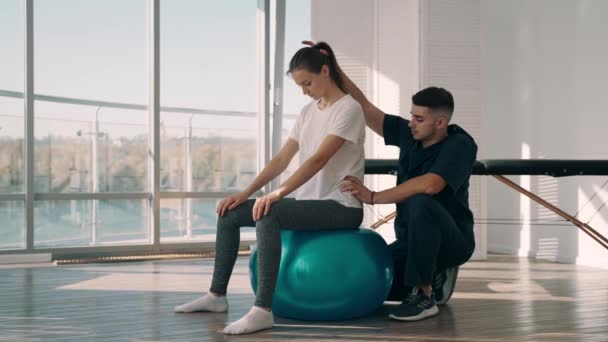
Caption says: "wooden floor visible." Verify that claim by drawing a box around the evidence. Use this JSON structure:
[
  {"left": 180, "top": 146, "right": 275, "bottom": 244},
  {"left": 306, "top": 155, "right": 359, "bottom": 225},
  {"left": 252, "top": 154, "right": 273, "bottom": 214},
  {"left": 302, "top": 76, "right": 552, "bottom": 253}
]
[{"left": 1, "top": 254, "right": 607, "bottom": 342}]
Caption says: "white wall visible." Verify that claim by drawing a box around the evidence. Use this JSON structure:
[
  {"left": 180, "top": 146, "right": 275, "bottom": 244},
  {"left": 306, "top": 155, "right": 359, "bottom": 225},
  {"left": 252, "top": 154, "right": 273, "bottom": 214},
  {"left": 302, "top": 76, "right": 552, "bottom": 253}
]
[
  {"left": 481, "top": 0, "right": 608, "bottom": 268},
  {"left": 307, "top": 0, "right": 608, "bottom": 268},
  {"left": 369, "top": 0, "right": 420, "bottom": 244},
  {"left": 311, "top": 0, "right": 489, "bottom": 260},
  {"left": 311, "top": 0, "right": 420, "bottom": 244},
  {"left": 421, "top": 0, "right": 487, "bottom": 260}
]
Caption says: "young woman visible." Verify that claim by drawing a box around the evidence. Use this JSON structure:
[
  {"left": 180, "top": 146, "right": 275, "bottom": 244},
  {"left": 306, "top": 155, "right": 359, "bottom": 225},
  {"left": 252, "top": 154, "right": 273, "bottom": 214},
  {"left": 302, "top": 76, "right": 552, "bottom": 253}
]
[{"left": 174, "top": 42, "right": 366, "bottom": 335}]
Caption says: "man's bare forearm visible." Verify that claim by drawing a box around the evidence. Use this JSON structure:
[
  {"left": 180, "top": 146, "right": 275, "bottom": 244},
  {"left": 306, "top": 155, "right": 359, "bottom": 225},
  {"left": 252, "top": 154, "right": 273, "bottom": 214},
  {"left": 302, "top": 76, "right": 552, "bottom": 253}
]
[{"left": 373, "top": 173, "right": 447, "bottom": 204}]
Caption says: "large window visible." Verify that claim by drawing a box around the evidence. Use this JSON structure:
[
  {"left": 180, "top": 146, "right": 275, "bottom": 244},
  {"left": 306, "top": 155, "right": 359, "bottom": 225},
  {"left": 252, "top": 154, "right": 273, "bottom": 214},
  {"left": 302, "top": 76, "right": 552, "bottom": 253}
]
[
  {"left": 34, "top": 1, "right": 148, "bottom": 194},
  {"left": 0, "top": 0, "right": 25, "bottom": 249},
  {"left": 0, "top": 1, "right": 276, "bottom": 253},
  {"left": 33, "top": 0, "right": 149, "bottom": 247},
  {"left": 0, "top": 201, "right": 24, "bottom": 250},
  {"left": 34, "top": 199, "right": 148, "bottom": 247},
  {"left": 33, "top": 107, "right": 148, "bottom": 194},
  {"left": 159, "top": 0, "right": 258, "bottom": 241}
]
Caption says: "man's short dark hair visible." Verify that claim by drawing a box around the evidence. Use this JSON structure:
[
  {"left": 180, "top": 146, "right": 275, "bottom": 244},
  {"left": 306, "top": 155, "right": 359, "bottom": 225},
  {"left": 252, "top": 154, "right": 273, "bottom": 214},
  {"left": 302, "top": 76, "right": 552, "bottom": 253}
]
[{"left": 412, "top": 87, "right": 454, "bottom": 120}]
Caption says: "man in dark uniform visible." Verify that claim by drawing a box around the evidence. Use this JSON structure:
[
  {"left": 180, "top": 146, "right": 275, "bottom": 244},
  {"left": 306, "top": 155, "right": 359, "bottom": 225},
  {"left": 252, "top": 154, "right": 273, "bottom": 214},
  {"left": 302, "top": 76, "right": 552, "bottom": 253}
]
[{"left": 308, "top": 42, "right": 478, "bottom": 321}]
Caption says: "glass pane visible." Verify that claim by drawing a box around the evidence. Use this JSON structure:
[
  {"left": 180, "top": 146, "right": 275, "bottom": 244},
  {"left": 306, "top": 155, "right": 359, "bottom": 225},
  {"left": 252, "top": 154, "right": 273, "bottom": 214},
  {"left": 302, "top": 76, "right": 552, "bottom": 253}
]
[
  {"left": 98, "top": 113, "right": 148, "bottom": 192},
  {"left": 0, "top": 100, "right": 24, "bottom": 194},
  {"left": 278, "top": 0, "right": 311, "bottom": 183},
  {"left": 190, "top": 126, "right": 257, "bottom": 192},
  {"left": 0, "top": 201, "right": 25, "bottom": 250},
  {"left": 161, "top": 198, "right": 255, "bottom": 242},
  {"left": 160, "top": 0, "right": 258, "bottom": 192},
  {"left": 34, "top": 114, "right": 93, "bottom": 193},
  {"left": 0, "top": 0, "right": 25, "bottom": 194},
  {"left": 283, "top": 0, "right": 312, "bottom": 117},
  {"left": 34, "top": 199, "right": 149, "bottom": 247},
  {"left": 34, "top": 0, "right": 148, "bottom": 193},
  {"left": 34, "top": 106, "right": 148, "bottom": 193},
  {"left": 0, "top": 0, "right": 24, "bottom": 92},
  {"left": 96, "top": 199, "right": 149, "bottom": 244},
  {"left": 160, "top": 122, "right": 187, "bottom": 191}
]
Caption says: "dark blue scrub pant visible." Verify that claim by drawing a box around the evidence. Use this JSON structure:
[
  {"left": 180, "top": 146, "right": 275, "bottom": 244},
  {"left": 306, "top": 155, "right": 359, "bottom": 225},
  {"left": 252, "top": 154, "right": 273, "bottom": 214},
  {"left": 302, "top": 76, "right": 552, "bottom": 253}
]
[{"left": 387, "top": 194, "right": 475, "bottom": 299}]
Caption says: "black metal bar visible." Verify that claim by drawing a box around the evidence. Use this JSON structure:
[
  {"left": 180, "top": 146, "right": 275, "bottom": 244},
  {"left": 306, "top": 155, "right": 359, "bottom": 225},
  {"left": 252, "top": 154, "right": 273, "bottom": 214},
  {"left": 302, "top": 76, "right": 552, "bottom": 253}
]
[
  {"left": 365, "top": 159, "right": 608, "bottom": 177},
  {"left": 364, "top": 159, "right": 608, "bottom": 251}
]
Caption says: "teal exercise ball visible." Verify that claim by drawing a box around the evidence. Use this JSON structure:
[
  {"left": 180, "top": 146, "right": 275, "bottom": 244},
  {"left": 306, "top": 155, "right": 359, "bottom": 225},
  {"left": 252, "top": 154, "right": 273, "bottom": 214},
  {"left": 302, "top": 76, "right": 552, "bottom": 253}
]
[{"left": 249, "top": 228, "right": 393, "bottom": 321}]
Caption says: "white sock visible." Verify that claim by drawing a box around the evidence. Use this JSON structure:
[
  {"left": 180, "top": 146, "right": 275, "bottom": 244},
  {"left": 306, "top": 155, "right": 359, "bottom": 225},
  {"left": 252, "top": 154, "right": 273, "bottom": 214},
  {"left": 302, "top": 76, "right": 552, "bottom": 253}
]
[
  {"left": 173, "top": 293, "right": 228, "bottom": 313},
  {"left": 223, "top": 306, "right": 274, "bottom": 335}
]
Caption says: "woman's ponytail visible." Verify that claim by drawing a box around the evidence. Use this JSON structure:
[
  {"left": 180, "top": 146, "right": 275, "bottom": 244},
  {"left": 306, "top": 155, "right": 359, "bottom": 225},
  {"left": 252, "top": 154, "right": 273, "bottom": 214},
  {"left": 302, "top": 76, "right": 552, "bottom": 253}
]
[
  {"left": 312, "top": 42, "right": 345, "bottom": 92},
  {"left": 287, "top": 41, "right": 345, "bottom": 92}
]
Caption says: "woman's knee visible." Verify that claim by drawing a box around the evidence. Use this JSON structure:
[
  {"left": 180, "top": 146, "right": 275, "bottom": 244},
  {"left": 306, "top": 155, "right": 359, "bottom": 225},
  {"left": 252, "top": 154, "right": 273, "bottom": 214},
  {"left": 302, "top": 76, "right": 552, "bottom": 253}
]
[
  {"left": 255, "top": 214, "right": 280, "bottom": 235},
  {"left": 218, "top": 210, "right": 236, "bottom": 223},
  {"left": 217, "top": 209, "right": 244, "bottom": 231}
]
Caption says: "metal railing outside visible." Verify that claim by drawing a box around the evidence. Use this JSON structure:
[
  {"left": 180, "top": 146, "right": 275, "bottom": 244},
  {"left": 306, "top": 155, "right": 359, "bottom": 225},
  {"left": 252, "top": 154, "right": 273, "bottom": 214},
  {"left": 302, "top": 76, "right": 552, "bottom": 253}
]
[{"left": 0, "top": 89, "right": 298, "bottom": 254}]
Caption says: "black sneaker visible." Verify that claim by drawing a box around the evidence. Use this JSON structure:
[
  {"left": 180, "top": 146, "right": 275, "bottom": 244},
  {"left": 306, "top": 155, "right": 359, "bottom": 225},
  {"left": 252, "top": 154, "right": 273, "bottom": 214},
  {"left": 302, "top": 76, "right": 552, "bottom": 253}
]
[
  {"left": 433, "top": 266, "right": 459, "bottom": 305},
  {"left": 388, "top": 288, "right": 439, "bottom": 321},
  {"left": 432, "top": 268, "right": 447, "bottom": 303}
]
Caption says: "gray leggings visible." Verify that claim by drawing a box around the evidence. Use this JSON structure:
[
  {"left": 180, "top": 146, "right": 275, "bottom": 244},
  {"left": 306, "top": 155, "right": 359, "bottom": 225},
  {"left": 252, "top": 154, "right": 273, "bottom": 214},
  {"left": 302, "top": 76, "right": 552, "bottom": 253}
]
[{"left": 210, "top": 198, "right": 363, "bottom": 308}]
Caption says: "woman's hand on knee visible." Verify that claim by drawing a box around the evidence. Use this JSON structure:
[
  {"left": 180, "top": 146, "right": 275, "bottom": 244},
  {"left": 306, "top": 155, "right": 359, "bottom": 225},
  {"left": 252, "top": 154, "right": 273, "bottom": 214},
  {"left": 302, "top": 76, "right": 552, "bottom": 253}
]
[
  {"left": 252, "top": 191, "right": 281, "bottom": 221},
  {"left": 217, "top": 192, "right": 248, "bottom": 217}
]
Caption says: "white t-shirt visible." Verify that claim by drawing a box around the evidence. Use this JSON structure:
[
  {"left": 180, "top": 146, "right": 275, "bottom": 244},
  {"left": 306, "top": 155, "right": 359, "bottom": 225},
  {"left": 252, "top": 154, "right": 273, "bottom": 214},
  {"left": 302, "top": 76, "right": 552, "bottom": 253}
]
[{"left": 288, "top": 94, "right": 365, "bottom": 208}]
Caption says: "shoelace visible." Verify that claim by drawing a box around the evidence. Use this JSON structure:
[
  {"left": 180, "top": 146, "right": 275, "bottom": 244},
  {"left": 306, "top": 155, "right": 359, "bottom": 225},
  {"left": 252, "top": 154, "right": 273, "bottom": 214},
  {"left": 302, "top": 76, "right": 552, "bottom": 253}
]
[
  {"left": 405, "top": 294, "right": 418, "bottom": 305},
  {"left": 405, "top": 288, "right": 422, "bottom": 305}
]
